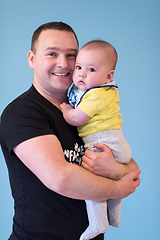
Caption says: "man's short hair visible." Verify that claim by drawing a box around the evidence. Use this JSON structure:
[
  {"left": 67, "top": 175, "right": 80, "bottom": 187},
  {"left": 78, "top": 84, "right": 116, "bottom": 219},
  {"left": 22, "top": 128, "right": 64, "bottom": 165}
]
[{"left": 31, "top": 22, "right": 79, "bottom": 53}]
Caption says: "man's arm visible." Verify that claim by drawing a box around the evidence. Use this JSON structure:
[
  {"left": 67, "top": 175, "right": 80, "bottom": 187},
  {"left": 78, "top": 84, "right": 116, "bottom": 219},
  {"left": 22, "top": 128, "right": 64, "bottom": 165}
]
[
  {"left": 81, "top": 143, "right": 139, "bottom": 180},
  {"left": 13, "top": 134, "right": 140, "bottom": 201},
  {"left": 60, "top": 102, "right": 90, "bottom": 126}
]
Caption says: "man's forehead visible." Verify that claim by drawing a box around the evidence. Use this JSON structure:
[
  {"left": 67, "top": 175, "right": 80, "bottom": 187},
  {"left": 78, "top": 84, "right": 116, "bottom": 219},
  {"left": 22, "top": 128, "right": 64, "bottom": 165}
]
[
  {"left": 45, "top": 47, "right": 77, "bottom": 54},
  {"left": 38, "top": 29, "right": 78, "bottom": 50}
]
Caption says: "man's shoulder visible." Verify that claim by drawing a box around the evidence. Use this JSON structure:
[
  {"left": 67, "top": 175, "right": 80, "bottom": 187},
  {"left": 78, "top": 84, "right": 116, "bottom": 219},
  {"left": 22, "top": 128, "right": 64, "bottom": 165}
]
[{"left": 1, "top": 86, "right": 40, "bottom": 118}]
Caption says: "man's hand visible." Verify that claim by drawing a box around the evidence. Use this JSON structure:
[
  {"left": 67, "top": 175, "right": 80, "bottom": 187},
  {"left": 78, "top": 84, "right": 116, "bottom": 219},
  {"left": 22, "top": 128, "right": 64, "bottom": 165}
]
[
  {"left": 113, "top": 169, "right": 141, "bottom": 200},
  {"left": 81, "top": 143, "right": 139, "bottom": 180},
  {"left": 81, "top": 143, "right": 125, "bottom": 179}
]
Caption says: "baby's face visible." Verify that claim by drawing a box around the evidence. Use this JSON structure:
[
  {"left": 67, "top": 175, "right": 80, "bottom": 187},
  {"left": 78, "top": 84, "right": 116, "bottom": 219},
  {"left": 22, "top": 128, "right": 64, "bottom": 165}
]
[{"left": 73, "top": 48, "right": 112, "bottom": 91}]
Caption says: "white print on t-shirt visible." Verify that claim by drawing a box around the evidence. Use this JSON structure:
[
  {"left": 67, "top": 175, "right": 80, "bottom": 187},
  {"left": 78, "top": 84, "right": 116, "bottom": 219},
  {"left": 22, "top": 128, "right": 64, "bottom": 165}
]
[{"left": 64, "top": 143, "right": 85, "bottom": 165}]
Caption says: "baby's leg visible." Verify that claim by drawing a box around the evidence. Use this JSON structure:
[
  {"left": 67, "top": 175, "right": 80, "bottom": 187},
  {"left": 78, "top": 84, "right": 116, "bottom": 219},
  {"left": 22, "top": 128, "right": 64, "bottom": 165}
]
[
  {"left": 95, "top": 130, "right": 131, "bottom": 227},
  {"left": 107, "top": 199, "right": 121, "bottom": 227},
  {"left": 83, "top": 130, "right": 131, "bottom": 230},
  {"left": 79, "top": 200, "right": 109, "bottom": 240}
]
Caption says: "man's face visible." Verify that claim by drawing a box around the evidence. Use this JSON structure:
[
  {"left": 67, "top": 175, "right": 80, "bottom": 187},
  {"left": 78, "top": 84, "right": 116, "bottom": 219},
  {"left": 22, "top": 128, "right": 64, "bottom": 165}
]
[{"left": 29, "top": 29, "right": 78, "bottom": 95}]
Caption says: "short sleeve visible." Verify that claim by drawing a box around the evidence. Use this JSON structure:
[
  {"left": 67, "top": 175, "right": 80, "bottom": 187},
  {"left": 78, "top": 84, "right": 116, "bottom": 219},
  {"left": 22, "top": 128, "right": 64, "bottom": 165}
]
[{"left": 0, "top": 98, "right": 54, "bottom": 152}]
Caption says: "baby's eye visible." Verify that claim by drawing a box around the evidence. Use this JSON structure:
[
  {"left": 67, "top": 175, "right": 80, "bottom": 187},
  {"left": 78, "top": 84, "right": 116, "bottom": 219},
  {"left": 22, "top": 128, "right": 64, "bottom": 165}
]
[
  {"left": 89, "top": 68, "right": 95, "bottom": 72},
  {"left": 76, "top": 65, "right": 82, "bottom": 70}
]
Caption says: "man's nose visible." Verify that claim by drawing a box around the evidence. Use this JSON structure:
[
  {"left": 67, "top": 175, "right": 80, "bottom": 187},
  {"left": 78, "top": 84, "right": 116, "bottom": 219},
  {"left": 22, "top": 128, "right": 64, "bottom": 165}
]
[{"left": 57, "top": 55, "right": 68, "bottom": 68}]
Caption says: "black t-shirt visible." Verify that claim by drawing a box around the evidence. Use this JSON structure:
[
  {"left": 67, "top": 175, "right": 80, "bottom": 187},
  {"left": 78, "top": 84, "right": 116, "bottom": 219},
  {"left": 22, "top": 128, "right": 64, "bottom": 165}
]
[{"left": 0, "top": 86, "right": 104, "bottom": 240}]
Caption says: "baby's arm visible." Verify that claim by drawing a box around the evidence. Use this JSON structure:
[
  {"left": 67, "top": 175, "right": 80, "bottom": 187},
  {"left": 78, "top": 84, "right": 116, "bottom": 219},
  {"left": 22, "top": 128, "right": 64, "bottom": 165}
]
[{"left": 60, "top": 102, "right": 91, "bottom": 126}]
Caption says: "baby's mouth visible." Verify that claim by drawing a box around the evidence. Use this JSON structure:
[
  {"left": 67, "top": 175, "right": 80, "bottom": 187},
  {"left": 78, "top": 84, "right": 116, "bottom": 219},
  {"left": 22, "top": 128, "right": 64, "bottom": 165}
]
[{"left": 78, "top": 80, "right": 85, "bottom": 84}]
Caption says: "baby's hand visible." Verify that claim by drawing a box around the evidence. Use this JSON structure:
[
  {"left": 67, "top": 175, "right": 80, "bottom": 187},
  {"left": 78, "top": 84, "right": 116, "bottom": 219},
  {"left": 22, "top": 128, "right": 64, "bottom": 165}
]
[
  {"left": 60, "top": 102, "right": 89, "bottom": 126},
  {"left": 60, "top": 102, "right": 67, "bottom": 111},
  {"left": 60, "top": 102, "right": 74, "bottom": 113}
]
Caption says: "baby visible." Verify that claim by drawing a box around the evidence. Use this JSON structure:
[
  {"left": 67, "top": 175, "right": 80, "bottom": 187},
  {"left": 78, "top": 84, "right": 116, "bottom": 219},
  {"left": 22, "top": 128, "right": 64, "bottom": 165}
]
[{"left": 60, "top": 40, "right": 131, "bottom": 240}]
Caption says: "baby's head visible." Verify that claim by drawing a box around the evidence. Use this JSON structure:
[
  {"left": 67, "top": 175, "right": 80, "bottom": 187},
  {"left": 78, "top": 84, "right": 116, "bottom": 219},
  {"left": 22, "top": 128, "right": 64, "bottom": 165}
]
[
  {"left": 73, "top": 40, "right": 118, "bottom": 91},
  {"left": 81, "top": 40, "right": 117, "bottom": 70}
]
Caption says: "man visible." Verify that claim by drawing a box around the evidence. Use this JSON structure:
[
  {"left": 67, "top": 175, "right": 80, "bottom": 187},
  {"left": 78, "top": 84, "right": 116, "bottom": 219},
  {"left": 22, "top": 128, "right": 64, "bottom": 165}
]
[{"left": 0, "top": 22, "right": 140, "bottom": 240}]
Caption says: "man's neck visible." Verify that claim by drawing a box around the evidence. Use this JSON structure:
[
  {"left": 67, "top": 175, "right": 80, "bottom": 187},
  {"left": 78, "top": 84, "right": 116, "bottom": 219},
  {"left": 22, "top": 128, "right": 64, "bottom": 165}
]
[{"left": 33, "top": 82, "right": 68, "bottom": 109}]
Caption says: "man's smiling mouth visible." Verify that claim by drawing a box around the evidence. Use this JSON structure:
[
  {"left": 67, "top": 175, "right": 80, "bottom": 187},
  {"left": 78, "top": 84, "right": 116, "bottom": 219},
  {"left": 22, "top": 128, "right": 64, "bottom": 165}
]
[{"left": 52, "top": 73, "right": 70, "bottom": 76}]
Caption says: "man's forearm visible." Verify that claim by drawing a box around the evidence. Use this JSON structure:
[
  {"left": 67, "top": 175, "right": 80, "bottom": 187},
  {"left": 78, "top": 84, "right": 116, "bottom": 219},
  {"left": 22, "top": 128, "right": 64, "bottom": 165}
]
[
  {"left": 124, "top": 158, "right": 139, "bottom": 175},
  {"left": 58, "top": 161, "right": 140, "bottom": 201},
  {"left": 112, "top": 158, "right": 139, "bottom": 180},
  {"left": 14, "top": 136, "right": 140, "bottom": 202}
]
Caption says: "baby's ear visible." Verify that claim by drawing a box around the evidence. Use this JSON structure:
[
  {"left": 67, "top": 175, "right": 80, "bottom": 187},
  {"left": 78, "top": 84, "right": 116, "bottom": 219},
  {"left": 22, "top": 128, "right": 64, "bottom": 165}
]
[{"left": 105, "top": 70, "right": 115, "bottom": 83}]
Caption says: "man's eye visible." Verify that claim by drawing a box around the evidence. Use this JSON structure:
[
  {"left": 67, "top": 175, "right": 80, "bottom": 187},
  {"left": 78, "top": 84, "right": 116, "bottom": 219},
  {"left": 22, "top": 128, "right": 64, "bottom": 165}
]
[
  {"left": 48, "top": 52, "right": 57, "bottom": 57},
  {"left": 89, "top": 68, "right": 95, "bottom": 72},
  {"left": 67, "top": 54, "right": 76, "bottom": 58}
]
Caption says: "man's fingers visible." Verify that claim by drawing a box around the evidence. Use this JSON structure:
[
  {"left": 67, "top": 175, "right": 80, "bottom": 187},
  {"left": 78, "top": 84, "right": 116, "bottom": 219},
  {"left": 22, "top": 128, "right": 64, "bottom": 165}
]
[
  {"left": 134, "top": 177, "right": 140, "bottom": 188},
  {"left": 131, "top": 169, "right": 141, "bottom": 181},
  {"left": 93, "top": 143, "right": 110, "bottom": 152},
  {"left": 81, "top": 154, "right": 93, "bottom": 172},
  {"left": 81, "top": 160, "right": 89, "bottom": 170},
  {"left": 129, "top": 169, "right": 141, "bottom": 190},
  {"left": 83, "top": 149, "right": 95, "bottom": 159}
]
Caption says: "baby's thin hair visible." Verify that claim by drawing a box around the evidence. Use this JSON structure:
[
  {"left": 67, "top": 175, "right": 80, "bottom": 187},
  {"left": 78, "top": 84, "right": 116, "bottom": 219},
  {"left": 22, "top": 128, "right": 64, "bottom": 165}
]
[{"left": 81, "top": 40, "right": 118, "bottom": 70}]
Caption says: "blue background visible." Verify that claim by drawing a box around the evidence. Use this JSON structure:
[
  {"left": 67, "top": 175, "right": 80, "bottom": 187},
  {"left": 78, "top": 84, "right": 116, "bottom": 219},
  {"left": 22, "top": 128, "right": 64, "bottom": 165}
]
[{"left": 0, "top": 0, "right": 159, "bottom": 239}]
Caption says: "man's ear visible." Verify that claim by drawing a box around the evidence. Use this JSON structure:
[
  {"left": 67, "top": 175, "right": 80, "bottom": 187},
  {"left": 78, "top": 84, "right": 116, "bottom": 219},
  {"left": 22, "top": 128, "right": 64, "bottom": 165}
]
[
  {"left": 105, "top": 70, "right": 115, "bottom": 84},
  {"left": 27, "top": 50, "right": 35, "bottom": 69}
]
